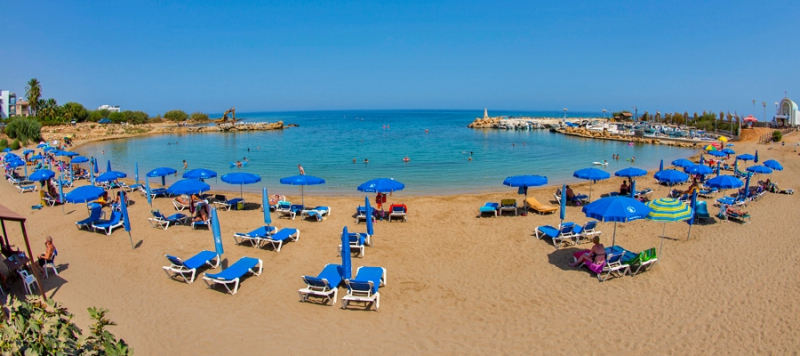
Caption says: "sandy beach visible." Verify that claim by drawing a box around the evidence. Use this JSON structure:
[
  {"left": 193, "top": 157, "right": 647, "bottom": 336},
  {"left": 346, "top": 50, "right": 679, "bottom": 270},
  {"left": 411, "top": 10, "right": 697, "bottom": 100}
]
[{"left": 2, "top": 132, "right": 799, "bottom": 354}]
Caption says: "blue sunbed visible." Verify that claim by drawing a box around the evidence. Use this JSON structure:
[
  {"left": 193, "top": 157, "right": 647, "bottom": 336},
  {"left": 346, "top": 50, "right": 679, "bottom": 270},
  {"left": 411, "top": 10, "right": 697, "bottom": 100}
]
[
  {"left": 534, "top": 222, "right": 576, "bottom": 249},
  {"left": 92, "top": 211, "right": 123, "bottom": 235},
  {"left": 342, "top": 266, "right": 386, "bottom": 311},
  {"left": 232, "top": 226, "right": 277, "bottom": 247},
  {"left": 162, "top": 250, "right": 220, "bottom": 283},
  {"left": 76, "top": 203, "right": 105, "bottom": 230},
  {"left": 260, "top": 228, "right": 300, "bottom": 252},
  {"left": 299, "top": 264, "right": 344, "bottom": 305},
  {"left": 479, "top": 202, "right": 500, "bottom": 217},
  {"left": 202, "top": 256, "right": 262, "bottom": 295}
]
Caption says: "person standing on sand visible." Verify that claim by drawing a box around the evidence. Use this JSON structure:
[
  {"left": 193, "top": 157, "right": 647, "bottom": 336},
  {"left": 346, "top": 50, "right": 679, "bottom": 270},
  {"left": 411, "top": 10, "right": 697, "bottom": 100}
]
[{"left": 298, "top": 164, "right": 305, "bottom": 175}]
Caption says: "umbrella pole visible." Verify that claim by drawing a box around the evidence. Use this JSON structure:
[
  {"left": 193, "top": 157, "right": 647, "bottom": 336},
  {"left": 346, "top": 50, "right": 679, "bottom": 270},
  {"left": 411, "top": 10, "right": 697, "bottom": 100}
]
[
  {"left": 302, "top": 186, "right": 305, "bottom": 206},
  {"left": 687, "top": 223, "right": 693, "bottom": 241},
  {"left": 240, "top": 184, "right": 243, "bottom": 199},
  {"left": 612, "top": 221, "right": 617, "bottom": 247},
  {"left": 127, "top": 231, "right": 134, "bottom": 250}
]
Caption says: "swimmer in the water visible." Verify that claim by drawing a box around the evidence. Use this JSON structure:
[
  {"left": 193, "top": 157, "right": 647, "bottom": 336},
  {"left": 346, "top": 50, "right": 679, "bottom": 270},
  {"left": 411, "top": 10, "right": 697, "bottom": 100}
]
[
  {"left": 353, "top": 158, "right": 356, "bottom": 163},
  {"left": 243, "top": 157, "right": 247, "bottom": 162},
  {"left": 236, "top": 161, "right": 242, "bottom": 168},
  {"left": 183, "top": 160, "right": 187, "bottom": 170},
  {"left": 468, "top": 156, "right": 472, "bottom": 161},
  {"left": 403, "top": 156, "right": 410, "bottom": 162},
  {"left": 364, "top": 159, "right": 369, "bottom": 164},
  {"left": 425, "top": 129, "right": 429, "bottom": 133}
]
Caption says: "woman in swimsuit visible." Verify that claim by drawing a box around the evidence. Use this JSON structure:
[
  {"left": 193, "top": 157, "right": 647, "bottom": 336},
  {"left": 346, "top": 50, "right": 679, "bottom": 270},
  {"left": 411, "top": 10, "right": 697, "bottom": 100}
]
[{"left": 570, "top": 236, "right": 605, "bottom": 267}]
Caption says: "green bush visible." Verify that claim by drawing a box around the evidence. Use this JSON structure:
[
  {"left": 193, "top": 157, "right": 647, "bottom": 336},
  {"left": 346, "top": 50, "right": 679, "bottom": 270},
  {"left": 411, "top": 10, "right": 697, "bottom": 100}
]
[
  {"left": 109, "top": 112, "right": 126, "bottom": 124},
  {"left": 123, "top": 111, "right": 150, "bottom": 125},
  {"left": 189, "top": 112, "right": 209, "bottom": 121},
  {"left": 1, "top": 296, "right": 132, "bottom": 355},
  {"left": 10, "top": 139, "right": 20, "bottom": 150},
  {"left": 163, "top": 110, "right": 188, "bottom": 122},
  {"left": 4, "top": 117, "right": 42, "bottom": 142},
  {"left": 0, "top": 138, "right": 7, "bottom": 149},
  {"left": 773, "top": 130, "right": 782, "bottom": 142}
]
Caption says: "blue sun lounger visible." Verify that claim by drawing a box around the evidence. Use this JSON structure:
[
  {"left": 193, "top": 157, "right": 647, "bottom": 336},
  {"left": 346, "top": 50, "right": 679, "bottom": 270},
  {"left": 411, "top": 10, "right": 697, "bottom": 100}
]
[
  {"left": 76, "top": 203, "right": 105, "bottom": 230},
  {"left": 202, "top": 256, "right": 263, "bottom": 295},
  {"left": 342, "top": 266, "right": 387, "bottom": 311},
  {"left": 162, "top": 250, "right": 220, "bottom": 284},
  {"left": 534, "top": 222, "right": 578, "bottom": 249},
  {"left": 479, "top": 202, "right": 500, "bottom": 217},
  {"left": 92, "top": 211, "right": 124, "bottom": 235},
  {"left": 259, "top": 228, "right": 300, "bottom": 252},
  {"left": 302, "top": 206, "right": 331, "bottom": 221},
  {"left": 148, "top": 210, "right": 187, "bottom": 230},
  {"left": 232, "top": 226, "right": 277, "bottom": 247},
  {"left": 339, "top": 232, "right": 368, "bottom": 257},
  {"left": 298, "top": 264, "right": 344, "bottom": 305}
]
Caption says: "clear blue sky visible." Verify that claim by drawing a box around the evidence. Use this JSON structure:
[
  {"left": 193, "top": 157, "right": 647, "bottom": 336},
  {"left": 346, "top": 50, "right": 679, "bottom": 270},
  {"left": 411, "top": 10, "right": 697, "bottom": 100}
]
[{"left": 3, "top": 1, "right": 798, "bottom": 118}]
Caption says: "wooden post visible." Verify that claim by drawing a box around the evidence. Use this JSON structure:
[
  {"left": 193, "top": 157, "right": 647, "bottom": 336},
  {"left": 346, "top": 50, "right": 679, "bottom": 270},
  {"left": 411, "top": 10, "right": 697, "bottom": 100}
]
[
  {"left": 0, "top": 220, "right": 8, "bottom": 250},
  {"left": 20, "top": 222, "right": 46, "bottom": 300}
]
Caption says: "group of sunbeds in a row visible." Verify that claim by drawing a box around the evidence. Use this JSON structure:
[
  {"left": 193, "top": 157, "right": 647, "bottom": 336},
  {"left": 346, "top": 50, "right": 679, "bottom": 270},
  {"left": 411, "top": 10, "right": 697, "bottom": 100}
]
[
  {"left": 355, "top": 204, "right": 408, "bottom": 223},
  {"left": 162, "top": 250, "right": 387, "bottom": 310},
  {"left": 480, "top": 197, "right": 562, "bottom": 217}
]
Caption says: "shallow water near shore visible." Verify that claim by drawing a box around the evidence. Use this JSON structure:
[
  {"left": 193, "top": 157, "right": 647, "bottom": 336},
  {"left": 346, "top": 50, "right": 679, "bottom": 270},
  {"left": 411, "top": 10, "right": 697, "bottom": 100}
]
[{"left": 76, "top": 110, "right": 695, "bottom": 195}]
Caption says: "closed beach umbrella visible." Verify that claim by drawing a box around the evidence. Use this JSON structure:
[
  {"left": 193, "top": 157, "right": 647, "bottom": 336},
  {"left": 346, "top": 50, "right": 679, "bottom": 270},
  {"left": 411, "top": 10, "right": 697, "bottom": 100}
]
[
  {"left": 222, "top": 172, "right": 262, "bottom": 199},
  {"left": 341, "top": 226, "right": 351, "bottom": 280},
  {"left": 357, "top": 177, "right": 406, "bottom": 193},
  {"left": 58, "top": 172, "right": 65, "bottom": 214},
  {"left": 705, "top": 175, "right": 743, "bottom": 190},
  {"left": 582, "top": 196, "right": 651, "bottom": 246},
  {"left": 746, "top": 165, "right": 772, "bottom": 175},
  {"left": 559, "top": 183, "right": 566, "bottom": 225},
  {"left": 120, "top": 191, "right": 134, "bottom": 249},
  {"left": 763, "top": 160, "right": 783, "bottom": 171},
  {"left": 573, "top": 168, "right": 610, "bottom": 201},
  {"left": 64, "top": 185, "right": 105, "bottom": 204},
  {"left": 654, "top": 169, "right": 689, "bottom": 186},
  {"left": 147, "top": 167, "right": 177, "bottom": 186},
  {"left": 135, "top": 162, "right": 139, "bottom": 184},
  {"left": 685, "top": 164, "right": 713, "bottom": 176},
  {"left": 716, "top": 161, "right": 721, "bottom": 177},
  {"left": 646, "top": 198, "right": 693, "bottom": 257},
  {"left": 671, "top": 158, "right": 694, "bottom": 169},
  {"left": 262, "top": 187, "right": 272, "bottom": 226},
  {"left": 365, "top": 196, "right": 374, "bottom": 237},
  {"left": 93, "top": 157, "right": 99, "bottom": 174},
  {"left": 280, "top": 174, "right": 324, "bottom": 206},
  {"left": 744, "top": 173, "right": 752, "bottom": 195},
  {"left": 28, "top": 169, "right": 55, "bottom": 182},
  {"left": 106, "top": 160, "right": 112, "bottom": 172},
  {"left": 183, "top": 168, "right": 218, "bottom": 181},
  {"left": 699, "top": 154, "right": 704, "bottom": 165},
  {"left": 166, "top": 179, "right": 210, "bottom": 196},
  {"left": 659, "top": 160, "right": 663, "bottom": 172},
  {"left": 211, "top": 208, "right": 224, "bottom": 256},
  {"left": 687, "top": 190, "right": 698, "bottom": 240},
  {"left": 145, "top": 178, "right": 153, "bottom": 207},
  {"left": 707, "top": 150, "right": 727, "bottom": 158},
  {"left": 754, "top": 150, "right": 759, "bottom": 163}
]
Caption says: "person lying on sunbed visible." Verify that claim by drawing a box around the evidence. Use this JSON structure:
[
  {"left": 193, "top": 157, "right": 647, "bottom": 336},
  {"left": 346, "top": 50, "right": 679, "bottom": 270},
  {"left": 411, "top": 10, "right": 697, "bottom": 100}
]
[
  {"left": 193, "top": 203, "right": 209, "bottom": 223},
  {"left": 175, "top": 194, "right": 191, "bottom": 206},
  {"left": 726, "top": 206, "right": 748, "bottom": 216}
]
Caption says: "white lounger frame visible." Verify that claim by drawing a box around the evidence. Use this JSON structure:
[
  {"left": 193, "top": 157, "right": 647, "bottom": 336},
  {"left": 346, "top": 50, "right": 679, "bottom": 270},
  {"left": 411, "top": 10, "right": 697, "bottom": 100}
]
[
  {"left": 202, "top": 259, "right": 263, "bottom": 295},
  {"left": 298, "top": 277, "right": 339, "bottom": 305},
  {"left": 162, "top": 255, "right": 220, "bottom": 284},
  {"left": 342, "top": 267, "right": 387, "bottom": 311}
]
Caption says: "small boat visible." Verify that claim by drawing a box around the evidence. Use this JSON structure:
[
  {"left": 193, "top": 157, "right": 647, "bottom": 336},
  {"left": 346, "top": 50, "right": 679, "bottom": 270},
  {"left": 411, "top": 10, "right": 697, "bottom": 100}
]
[{"left": 592, "top": 161, "right": 608, "bottom": 166}]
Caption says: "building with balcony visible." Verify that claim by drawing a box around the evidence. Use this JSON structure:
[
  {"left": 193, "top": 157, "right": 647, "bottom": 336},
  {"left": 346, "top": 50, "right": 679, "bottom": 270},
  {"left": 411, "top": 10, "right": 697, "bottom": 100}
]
[
  {"left": 0, "top": 90, "right": 16, "bottom": 119},
  {"left": 98, "top": 104, "right": 121, "bottom": 112}
]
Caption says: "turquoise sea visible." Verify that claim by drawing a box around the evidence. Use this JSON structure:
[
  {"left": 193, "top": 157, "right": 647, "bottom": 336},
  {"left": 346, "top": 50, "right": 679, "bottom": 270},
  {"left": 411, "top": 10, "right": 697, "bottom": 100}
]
[{"left": 76, "top": 110, "right": 696, "bottom": 195}]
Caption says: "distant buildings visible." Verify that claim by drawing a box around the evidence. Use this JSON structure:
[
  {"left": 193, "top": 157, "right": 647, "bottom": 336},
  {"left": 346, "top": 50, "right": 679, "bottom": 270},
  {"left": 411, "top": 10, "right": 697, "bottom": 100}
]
[
  {"left": 776, "top": 97, "right": 799, "bottom": 126},
  {"left": 98, "top": 104, "right": 121, "bottom": 112},
  {"left": 0, "top": 90, "right": 14, "bottom": 119},
  {"left": 15, "top": 99, "right": 30, "bottom": 117}
]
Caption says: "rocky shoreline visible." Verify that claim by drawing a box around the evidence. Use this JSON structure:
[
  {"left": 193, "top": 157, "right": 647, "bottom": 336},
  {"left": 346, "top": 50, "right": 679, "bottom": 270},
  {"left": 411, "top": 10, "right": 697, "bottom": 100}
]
[
  {"left": 39, "top": 120, "right": 284, "bottom": 143},
  {"left": 557, "top": 127, "right": 699, "bottom": 148}
]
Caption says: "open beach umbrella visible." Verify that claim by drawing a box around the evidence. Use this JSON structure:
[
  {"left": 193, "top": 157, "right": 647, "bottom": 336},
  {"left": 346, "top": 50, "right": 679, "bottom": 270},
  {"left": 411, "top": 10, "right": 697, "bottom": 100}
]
[
  {"left": 29, "top": 154, "right": 43, "bottom": 161},
  {"left": 22, "top": 149, "right": 34, "bottom": 155},
  {"left": 582, "top": 196, "right": 651, "bottom": 246},
  {"left": 573, "top": 168, "right": 610, "bottom": 201},
  {"left": 223, "top": 172, "right": 262, "bottom": 199},
  {"left": 2, "top": 148, "right": 10, "bottom": 153},
  {"left": 614, "top": 167, "right": 647, "bottom": 179},
  {"left": 211, "top": 207, "right": 224, "bottom": 257},
  {"left": 654, "top": 169, "right": 688, "bottom": 187},
  {"left": 28, "top": 169, "right": 55, "bottom": 182},
  {"left": 365, "top": 196, "right": 374, "bottom": 237},
  {"left": 58, "top": 151, "right": 79, "bottom": 158},
  {"left": 166, "top": 179, "right": 210, "bottom": 196},
  {"left": 746, "top": 165, "right": 772, "bottom": 175},
  {"left": 64, "top": 185, "right": 105, "bottom": 204},
  {"left": 72, "top": 156, "right": 88, "bottom": 164},
  {"left": 705, "top": 175, "right": 743, "bottom": 190},
  {"left": 358, "top": 178, "right": 405, "bottom": 193},
  {"left": 685, "top": 164, "right": 713, "bottom": 176},
  {"left": 502, "top": 175, "right": 548, "bottom": 196},
  {"left": 37, "top": 143, "right": 47, "bottom": 148},
  {"left": 262, "top": 188, "right": 272, "bottom": 226},
  {"left": 736, "top": 154, "right": 755, "bottom": 162},
  {"left": 646, "top": 198, "right": 692, "bottom": 257},
  {"left": 147, "top": 167, "right": 177, "bottom": 186},
  {"left": 754, "top": 150, "right": 759, "bottom": 163},
  {"left": 96, "top": 171, "right": 120, "bottom": 183},
  {"left": 726, "top": 143, "right": 734, "bottom": 147},
  {"left": 120, "top": 191, "right": 134, "bottom": 249},
  {"left": 134, "top": 162, "right": 139, "bottom": 184},
  {"left": 718, "top": 136, "right": 728, "bottom": 143},
  {"left": 280, "top": 174, "right": 324, "bottom": 206},
  {"left": 341, "top": 226, "right": 351, "bottom": 280},
  {"left": 707, "top": 150, "right": 727, "bottom": 158},
  {"left": 721, "top": 148, "right": 735, "bottom": 155},
  {"left": 763, "top": 160, "right": 783, "bottom": 171},
  {"left": 6, "top": 159, "right": 24, "bottom": 168},
  {"left": 183, "top": 168, "right": 218, "bottom": 181},
  {"left": 145, "top": 178, "right": 153, "bottom": 207},
  {"left": 671, "top": 158, "right": 694, "bottom": 169}
]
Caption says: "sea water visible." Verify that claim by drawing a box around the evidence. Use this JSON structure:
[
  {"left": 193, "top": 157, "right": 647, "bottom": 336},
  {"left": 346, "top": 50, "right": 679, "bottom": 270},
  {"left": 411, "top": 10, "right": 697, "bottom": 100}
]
[{"left": 76, "top": 110, "right": 695, "bottom": 195}]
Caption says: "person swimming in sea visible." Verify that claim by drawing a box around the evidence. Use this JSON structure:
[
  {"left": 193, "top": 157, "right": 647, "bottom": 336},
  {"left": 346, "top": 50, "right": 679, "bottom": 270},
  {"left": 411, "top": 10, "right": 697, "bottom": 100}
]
[
  {"left": 364, "top": 158, "right": 369, "bottom": 164},
  {"left": 353, "top": 158, "right": 356, "bottom": 163},
  {"left": 183, "top": 160, "right": 188, "bottom": 170},
  {"left": 236, "top": 161, "right": 242, "bottom": 168},
  {"left": 403, "top": 156, "right": 410, "bottom": 162}
]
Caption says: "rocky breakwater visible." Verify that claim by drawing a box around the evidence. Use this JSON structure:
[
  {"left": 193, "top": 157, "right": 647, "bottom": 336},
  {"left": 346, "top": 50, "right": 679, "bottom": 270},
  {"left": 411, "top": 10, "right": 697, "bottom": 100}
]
[
  {"left": 559, "top": 127, "right": 697, "bottom": 148},
  {"left": 468, "top": 117, "right": 502, "bottom": 128},
  {"left": 170, "top": 121, "right": 284, "bottom": 133}
]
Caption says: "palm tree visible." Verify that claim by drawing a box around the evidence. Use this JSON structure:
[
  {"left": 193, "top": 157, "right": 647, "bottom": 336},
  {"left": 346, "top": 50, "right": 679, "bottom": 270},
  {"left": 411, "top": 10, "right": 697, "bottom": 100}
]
[{"left": 25, "top": 78, "right": 42, "bottom": 116}]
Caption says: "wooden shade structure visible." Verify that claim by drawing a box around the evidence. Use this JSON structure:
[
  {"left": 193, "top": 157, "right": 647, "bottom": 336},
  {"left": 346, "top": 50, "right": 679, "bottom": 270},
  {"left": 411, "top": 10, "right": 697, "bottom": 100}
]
[{"left": 0, "top": 204, "right": 45, "bottom": 299}]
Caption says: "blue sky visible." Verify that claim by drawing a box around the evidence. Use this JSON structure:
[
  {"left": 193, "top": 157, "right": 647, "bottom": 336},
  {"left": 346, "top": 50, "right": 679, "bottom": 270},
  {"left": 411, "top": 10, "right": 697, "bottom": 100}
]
[{"left": 3, "top": 0, "right": 797, "bottom": 117}]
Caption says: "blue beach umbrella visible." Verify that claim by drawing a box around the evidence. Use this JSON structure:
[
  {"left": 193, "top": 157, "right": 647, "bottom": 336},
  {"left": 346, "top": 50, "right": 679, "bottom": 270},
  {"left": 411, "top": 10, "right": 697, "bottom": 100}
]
[
  {"left": 222, "top": 172, "right": 262, "bottom": 199},
  {"left": 671, "top": 158, "right": 694, "bottom": 169},
  {"left": 92, "top": 157, "right": 99, "bottom": 174},
  {"left": 582, "top": 196, "right": 651, "bottom": 246},
  {"left": 614, "top": 167, "right": 647, "bottom": 179},
  {"left": 646, "top": 197, "right": 693, "bottom": 255},
  {"left": 166, "top": 179, "right": 210, "bottom": 196},
  {"left": 365, "top": 196, "right": 374, "bottom": 237},
  {"left": 280, "top": 174, "right": 324, "bottom": 206},
  {"left": 262, "top": 187, "right": 272, "bottom": 226},
  {"left": 687, "top": 190, "right": 698, "bottom": 240},
  {"left": 573, "top": 167, "right": 610, "bottom": 200},
  {"left": 754, "top": 150, "right": 759, "bottom": 163},
  {"left": 716, "top": 161, "right": 721, "bottom": 177},
  {"left": 145, "top": 178, "right": 153, "bottom": 207},
  {"left": 699, "top": 154, "right": 704, "bottom": 165},
  {"left": 763, "top": 160, "right": 783, "bottom": 171},
  {"left": 29, "top": 154, "right": 44, "bottom": 160},
  {"left": 120, "top": 191, "right": 134, "bottom": 249},
  {"left": 707, "top": 150, "right": 727, "bottom": 158},
  {"left": 22, "top": 149, "right": 34, "bottom": 155},
  {"left": 58, "top": 151, "right": 79, "bottom": 158},
  {"left": 134, "top": 162, "right": 139, "bottom": 184},
  {"left": 744, "top": 173, "right": 752, "bottom": 196},
  {"left": 147, "top": 167, "right": 177, "bottom": 186},
  {"left": 705, "top": 175, "right": 743, "bottom": 190},
  {"left": 358, "top": 178, "right": 405, "bottom": 193},
  {"left": 659, "top": 160, "right": 663, "bottom": 172},
  {"left": 107, "top": 160, "right": 112, "bottom": 172},
  {"left": 726, "top": 143, "right": 734, "bottom": 147},
  {"left": 211, "top": 207, "right": 224, "bottom": 256},
  {"left": 736, "top": 154, "right": 755, "bottom": 162},
  {"left": 685, "top": 164, "right": 713, "bottom": 176},
  {"left": 44, "top": 147, "right": 56, "bottom": 152},
  {"left": 721, "top": 148, "right": 735, "bottom": 155},
  {"left": 183, "top": 168, "right": 218, "bottom": 181},
  {"left": 341, "top": 226, "right": 351, "bottom": 280},
  {"left": 64, "top": 185, "right": 105, "bottom": 204},
  {"left": 2, "top": 148, "right": 10, "bottom": 153},
  {"left": 630, "top": 179, "right": 636, "bottom": 198},
  {"left": 746, "top": 165, "right": 772, "bottom": 175},
  {"left": 28, "top": 169, "right": 55, "bottom": 182},
  {"left": 654, "top": 169, "right": 689, "bottom": 186},
  {"left": 559, "top": 183, "right": 566, "bottom": 225},
  {"left": 6, "top": 159, "right": 25, "bottom": 168},
  {"left": 96, "top": 171, "right": 120, "bottom": 183},
  {"left": 37, "top": 143, "right": 47, "bottom": 148},
  {"left": 503, "top": 175, "right": 547, "bottom": 187},
  {"left": 58, "top": 173, "right": 65, "bottom": 214}
]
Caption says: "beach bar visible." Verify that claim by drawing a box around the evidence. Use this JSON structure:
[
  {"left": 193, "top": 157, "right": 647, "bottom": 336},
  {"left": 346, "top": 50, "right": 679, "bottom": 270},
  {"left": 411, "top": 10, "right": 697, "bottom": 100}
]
[{"left": 0, "top": 204, "right": 45, "bottom": 299}]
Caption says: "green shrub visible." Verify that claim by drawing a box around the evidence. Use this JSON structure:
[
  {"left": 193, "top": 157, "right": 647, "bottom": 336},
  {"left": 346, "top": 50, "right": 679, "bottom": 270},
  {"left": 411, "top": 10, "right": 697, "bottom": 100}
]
[
  {"left": 189, "top": 112, "right": 209, "bottom": 121},
  {"left": 163, "top": 110, "right": 188, "bottom": 122},
  {"left": 122, "top": 111, "right": 150, "bottom": 125},
  {"left": 10, "top": 139, "right": 20, "bottom": 150},
  {"left": 4, "top": 117, "right": 43, "bottom": 142},
  {"left": 1, "top": 296, "right": 132, "bottom": 355},
  {"left": 0, "top": 138, "right": 7, "bottom": 149},
  {"left": 109, "top": 112, "right": 126, "bottom": 124},
  {"left": 773, "top": 130, "right": 782, "bottom": 142}
]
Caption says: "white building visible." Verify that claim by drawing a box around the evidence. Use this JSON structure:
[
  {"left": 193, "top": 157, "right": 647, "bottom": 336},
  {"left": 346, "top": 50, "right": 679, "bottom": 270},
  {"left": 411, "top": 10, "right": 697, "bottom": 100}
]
[
  {"left": 0, "top": 90, "right": 17, "bottom": 119},
  {"left": 98, "top": 104, "right": 121, "bottom": 112},
  {"left": 776, "top": 97, "right": 799, "bottom": 126}
]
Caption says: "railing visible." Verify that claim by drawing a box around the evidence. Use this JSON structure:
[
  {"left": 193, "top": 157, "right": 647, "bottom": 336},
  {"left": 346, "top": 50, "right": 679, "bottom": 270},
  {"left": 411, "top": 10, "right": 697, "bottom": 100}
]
[{"left": 759, "top": 127, "right": 796, "bottom": 144}]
